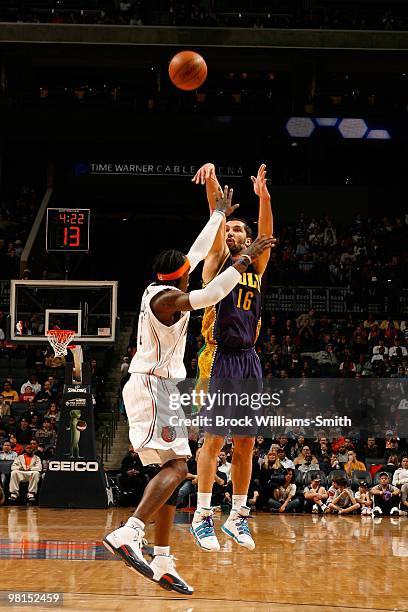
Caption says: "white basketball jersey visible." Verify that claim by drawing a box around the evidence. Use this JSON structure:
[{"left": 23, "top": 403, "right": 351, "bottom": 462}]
[{"left": 129, "top": 284, "right": 190, "bottom": 379}]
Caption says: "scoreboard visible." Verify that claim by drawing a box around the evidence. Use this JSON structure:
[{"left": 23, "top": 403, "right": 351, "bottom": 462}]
[{"left": 46, "top": 208, "right": 90, "bottom": 252}]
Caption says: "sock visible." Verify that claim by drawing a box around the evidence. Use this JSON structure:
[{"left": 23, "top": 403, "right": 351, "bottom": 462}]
[
  {"left": 232, "top": 495, "right": 247, "bottom": 511},
  {"left": 126, "top": 516, "right": 145, "bottom": 531},
  {"left": 154, "top": 545, "right": 170, "bottom": 556},
  {"left": 196, "top": 493, "right": 212, "bottom": 513}
]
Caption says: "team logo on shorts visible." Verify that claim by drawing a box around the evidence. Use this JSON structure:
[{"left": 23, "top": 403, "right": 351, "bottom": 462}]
[{"left": 161, "top": 426, "right": 176, "bottom": 443}]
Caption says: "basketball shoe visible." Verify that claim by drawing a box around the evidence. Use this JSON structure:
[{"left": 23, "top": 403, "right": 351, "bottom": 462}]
[
  {"left": 190, "top": 508, "right": 220, "bottom": 551},
  {"left": 103, "top": 522, "right": 153, "bottom": 580},
  {"left": 149, "top": 554, "right": 194, "bottom": 595},
  {"left": 221, "top": 505, "right": 255, "bottom": 550}
]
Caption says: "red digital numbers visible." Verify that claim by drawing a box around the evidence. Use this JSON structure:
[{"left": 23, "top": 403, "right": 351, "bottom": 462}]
[{"left": 63, "top": 226, "right": 81, "bottom": 247}]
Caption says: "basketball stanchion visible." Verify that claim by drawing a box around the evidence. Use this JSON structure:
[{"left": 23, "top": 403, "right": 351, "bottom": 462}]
[{"left": 39, "top": 330, "right": 111, "bottom": 508}]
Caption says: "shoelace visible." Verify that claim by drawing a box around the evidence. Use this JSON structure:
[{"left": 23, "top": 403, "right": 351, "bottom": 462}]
[
  {"left": 118, "top": 521, "right": 146, "bottom": 549},
  {"left": 235, "top": 514, "right": 251, "bottom": 536},
  {"left": 197, "top": 514, "right": 216, "bottom": 538}
]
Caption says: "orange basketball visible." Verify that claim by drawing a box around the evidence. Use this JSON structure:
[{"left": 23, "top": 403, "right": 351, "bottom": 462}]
[{"left": 169, "top": 50, "right": 207, "bottom": 91}]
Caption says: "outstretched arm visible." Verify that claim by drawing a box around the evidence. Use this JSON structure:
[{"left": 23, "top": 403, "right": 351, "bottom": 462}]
[
  {"left": 192, "top": 163, "right": 230, "bottom": 282},
  {"left": 251, "top": 164, "right": 273, "bottom": 276},
  {"left": 187, "top": 185, "right": 239, "bottom": 273},
  {"left": 151, "top": 236, "right": 275, "bottom": 321}
]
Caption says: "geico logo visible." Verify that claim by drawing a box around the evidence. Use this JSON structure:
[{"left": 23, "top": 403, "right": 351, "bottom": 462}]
[
  {"left": 49, "top": 461, "right": 98, "bottom": 472},
  {"left": 67, "top": 387, "right": 87, "bottom": 393}
]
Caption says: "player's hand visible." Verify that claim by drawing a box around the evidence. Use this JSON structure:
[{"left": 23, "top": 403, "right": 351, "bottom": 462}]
[
  {"left": 251, "top": 163, "right": 270, "bottom": 199},
  {"left": 192, "top": 162, "right": 216, "bottom": 185},
  {"left": 243, "top": 235, "right": 276, "bottom": 261},
  {"left": 214, "top": 185, "right": 240, "bottom": 217}
]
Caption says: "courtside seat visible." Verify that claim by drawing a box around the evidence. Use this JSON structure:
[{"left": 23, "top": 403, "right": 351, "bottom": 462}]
[
  {"left": 350, "top": 470, "right": 372, "bottom": 491},
  {"left": 327, "top": 469, "right": 349, "bottom": 485},
  {"left": 304, "top": 470, "right": 327, "bottom": 487}
]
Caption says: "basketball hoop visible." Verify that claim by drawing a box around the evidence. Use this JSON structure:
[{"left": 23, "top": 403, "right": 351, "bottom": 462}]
[
  {"left": 46, "top": 329, "right": 83, "bottom": 383},
  {"left": 46, "top": 330, "right": 76, "bottom": 357}
]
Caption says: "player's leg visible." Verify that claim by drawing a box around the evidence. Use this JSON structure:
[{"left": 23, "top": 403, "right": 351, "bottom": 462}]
[
  {"left": 149, "top": 490, "right": 193, "bottom": 594},
  {"left": 221, "top": 436, "right": 256, "bottom": 550},
  {"left": 104, "top": 458, "right": 187, "bottom": 580},
  {"left": 190, "top": 432, "right": 224, "bottom": 551}
]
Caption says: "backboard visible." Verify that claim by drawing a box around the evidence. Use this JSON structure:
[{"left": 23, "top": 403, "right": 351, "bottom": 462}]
[{"left": 10, "top": 280, "right": 118, "bottom": 343}]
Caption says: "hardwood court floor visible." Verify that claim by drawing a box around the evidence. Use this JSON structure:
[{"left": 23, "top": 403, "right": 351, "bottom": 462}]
[{"left": 0, "top": 506, "right": 407, "bottom": 612}]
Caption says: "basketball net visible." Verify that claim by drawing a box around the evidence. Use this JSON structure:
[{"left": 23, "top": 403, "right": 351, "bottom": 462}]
[{"left": 46, "top": 330, "right": 83, "bottom": 383}]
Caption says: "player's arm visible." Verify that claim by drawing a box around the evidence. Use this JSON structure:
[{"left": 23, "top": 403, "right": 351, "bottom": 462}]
[
  {"left": 187, "top": 185, "right": 239, "bottom": 273},
  {"left": 251, "top": 164, "right": 273, "bottom": 276},
  {"left": 192, "top": 163, "right": 229, "bottom": 281},
  {"left": 152, "top": 236, "right": 274, "bottom": 320}
]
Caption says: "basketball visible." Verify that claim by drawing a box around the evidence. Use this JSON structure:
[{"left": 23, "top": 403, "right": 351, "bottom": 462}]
[
  {"left": 76, "top": 420, "right": 87, "bottom": 432},
  {"left": 168, "top": 50, "right": 207, "bottom": 91}
]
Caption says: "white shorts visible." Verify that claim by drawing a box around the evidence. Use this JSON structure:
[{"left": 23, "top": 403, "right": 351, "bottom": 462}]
[{"left": 123, "top": 373, "right": 191, "bottom": 466}]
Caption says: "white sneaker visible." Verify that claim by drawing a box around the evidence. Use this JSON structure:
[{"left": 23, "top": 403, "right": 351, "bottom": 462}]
[
  {"left": 150, "top": 554, "right": 194, "bottom": 595},
  {"left": 312, "top": 504, "right": 319, "bottom": 514},
  {"left": 390, "top": 507, "right": 408, "bottom": 517},
  {"left": 103, "top": 522, "right": 153, "bottom": 579},
  {"left": 372, "top": 506, "right": 383, "bottom": 517},
  {"left": 221, "top": 506, "right": 255, "bottom": 551},
  {"left": 320, "top": 503, "right": 328, "bottom": 513},
  {"left": 361, "top": 507, "right": 368, "bottom": 516},
  {"left": 190, "top": 508, "right": 220, "bottom": 552}
]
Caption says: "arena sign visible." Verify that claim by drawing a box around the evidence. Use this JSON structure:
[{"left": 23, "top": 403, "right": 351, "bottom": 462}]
[{"left": 73, "top": 161, "right": 243, "bottom": 178}]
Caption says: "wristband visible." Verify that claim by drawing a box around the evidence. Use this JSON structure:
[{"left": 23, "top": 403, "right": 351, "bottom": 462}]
[
  {"left": 213, "top": 209, "right": 226, "bottom": 218},
  {"left": 238, "top": 254, "right": 252, "bottom": 265}
]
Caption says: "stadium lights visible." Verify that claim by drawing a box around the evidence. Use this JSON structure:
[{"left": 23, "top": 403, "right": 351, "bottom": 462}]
[
  {"left": 315, "top": 118, "right": 338, "bottom": 127},
  {"left": 338, "top": 119, "right": 368, "bottom": 139},
  {"left": 286, "top": 117, "right": 315, "bottom": 138},
  {"left": 366, "top": 129, "right": 391, "bottom": 140}
]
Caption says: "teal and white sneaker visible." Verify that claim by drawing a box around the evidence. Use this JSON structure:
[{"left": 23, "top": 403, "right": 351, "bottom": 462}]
[
  {"left": 221, "top": 506, "right": 255, "bottom": 550},
  {"left": 190, "top": 508, "right": 220, "bottom": 552}
]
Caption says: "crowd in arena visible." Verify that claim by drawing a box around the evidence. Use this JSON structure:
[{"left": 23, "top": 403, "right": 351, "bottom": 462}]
[
  {"left": 0, "top": 186, "right": 39, "bottom": 280},
  {"left": 2, "top": 1, "right": 408, "bottom": 32}
]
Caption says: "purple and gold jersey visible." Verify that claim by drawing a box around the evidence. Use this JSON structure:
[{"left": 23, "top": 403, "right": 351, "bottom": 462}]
[{"left": 197, "top": 254, "right": 262, "bottom": 386}]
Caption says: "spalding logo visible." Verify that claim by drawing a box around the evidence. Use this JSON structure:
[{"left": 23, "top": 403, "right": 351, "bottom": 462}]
[{"left": 49, "top": 461, "right": 98, "bottom": 472}]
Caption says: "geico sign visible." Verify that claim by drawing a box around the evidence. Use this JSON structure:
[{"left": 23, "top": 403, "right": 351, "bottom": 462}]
[{"left": 49, "top": 461, "right": 98, "bottom": 472}]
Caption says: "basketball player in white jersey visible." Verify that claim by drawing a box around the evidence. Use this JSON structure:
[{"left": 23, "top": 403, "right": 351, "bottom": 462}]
[{"left": 103, "top": 187, "right": 274, "bottom": 595}]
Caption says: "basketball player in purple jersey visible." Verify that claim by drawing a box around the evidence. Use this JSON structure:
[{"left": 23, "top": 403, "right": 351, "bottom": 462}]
[{"left": 190, "top": 163, "right": 273, "bottom": 551}]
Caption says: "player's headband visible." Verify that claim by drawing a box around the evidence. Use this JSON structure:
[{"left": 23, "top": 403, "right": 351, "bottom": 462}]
[{"left": 157, "top": 257, "right": 190, "bottom": 281}]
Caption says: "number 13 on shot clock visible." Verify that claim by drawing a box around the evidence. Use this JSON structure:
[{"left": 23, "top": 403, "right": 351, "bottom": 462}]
[{"left": 46, "top": 208, "right": 90, "bottom": 252}]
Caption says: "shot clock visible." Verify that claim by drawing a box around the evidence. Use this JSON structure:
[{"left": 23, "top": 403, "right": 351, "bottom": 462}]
[{"left": 46, "top": 208, "right": 90, "bottom": 252}]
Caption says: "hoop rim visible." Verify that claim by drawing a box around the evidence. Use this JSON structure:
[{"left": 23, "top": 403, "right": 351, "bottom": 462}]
[{"left": 46, "top": 329, "right": 76, "bottom": 337}]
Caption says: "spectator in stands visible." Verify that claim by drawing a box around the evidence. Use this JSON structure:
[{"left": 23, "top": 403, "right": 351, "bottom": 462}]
[
  {"left": 0, "top": 425, "right": 7, "bottom": 446},
  {"left": 9, "top": 434, "right": 23, "bottom": 455},
  {"left": 44, "top": 402, "right": 60, "bottom": 423},
  {"left": 393, "top": 457, "right": 408, "bottom": 511},
  {"left": 20, "top": 375, "right": 41, "bottom": 395},
  {"left": 35, "top": 380, "right": 55, "bottom": 404},
  {"left": 16, "top": 418, "right": 32, "bottom": 445},
  {"left": 9, "top": 443, "right": 42, "bottom": 503},
  {"left": 379, "top": 454, "right": 400, "bottom": 476},
  {"left": 0, "top": 394, "right": 10, "bottom": 418},
  {"left": 290, "top": 434, "right": 306, "bottom": 458},
  {"left": 2, "top": 381, "right": 19, "bottom": 404},
  {"left": 217, "top": 450, "right": 231, "bottom": 481},
  {"left": 304, "top": 474, "right": 328, "bottom": 513},
  {"left": 35, "top": 419, "right": 57, "bottom": 449},
  {"left": 118, "top": 446, "right": 148, "bottom": 506},
  {"left": 0, "top": 440, "right": 17, "bottom": 461},
  {"left": 327, "top": 477, "right": 360, "bottom": 514},
  {"left": 314, "top": 436, "right": 331, "bottom": 459},
  {"left": 293, "top": 444, "right": 312, "bottom": 467},
  {"left": 344, "top": 450, "right": 366, "bottom": 476},
  {"left": 389, "top": 338, "right": 408, "bottom": 359},
  {"left": 277, "top": 446, "right": 295, "bottom": 469},
  {"left": 371, "top": 472, "right": 403, "bottom": 516},
  {"left": 177, "top": 448, "right": 199, "bottom": 509},
  {"left": 362, "top": 437, "right": 381, "bottom": 460},
  {"left": 29, "top": 439, "right": 44, "bottom": 461},
  {"left": 259, "top": 449, "right": 285, "bottom": 508},
  {"left": 354, "top": 481, "right": 373, "bottom": 515},
  {"left": 267, "top": 468, "right": 300, "bottom": 513},
  {"left": 19, "top": 385, "right": 36, "bottom": 403},
  {"left": 21, "top": 404, "right": 42, "bottom": 424}
]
